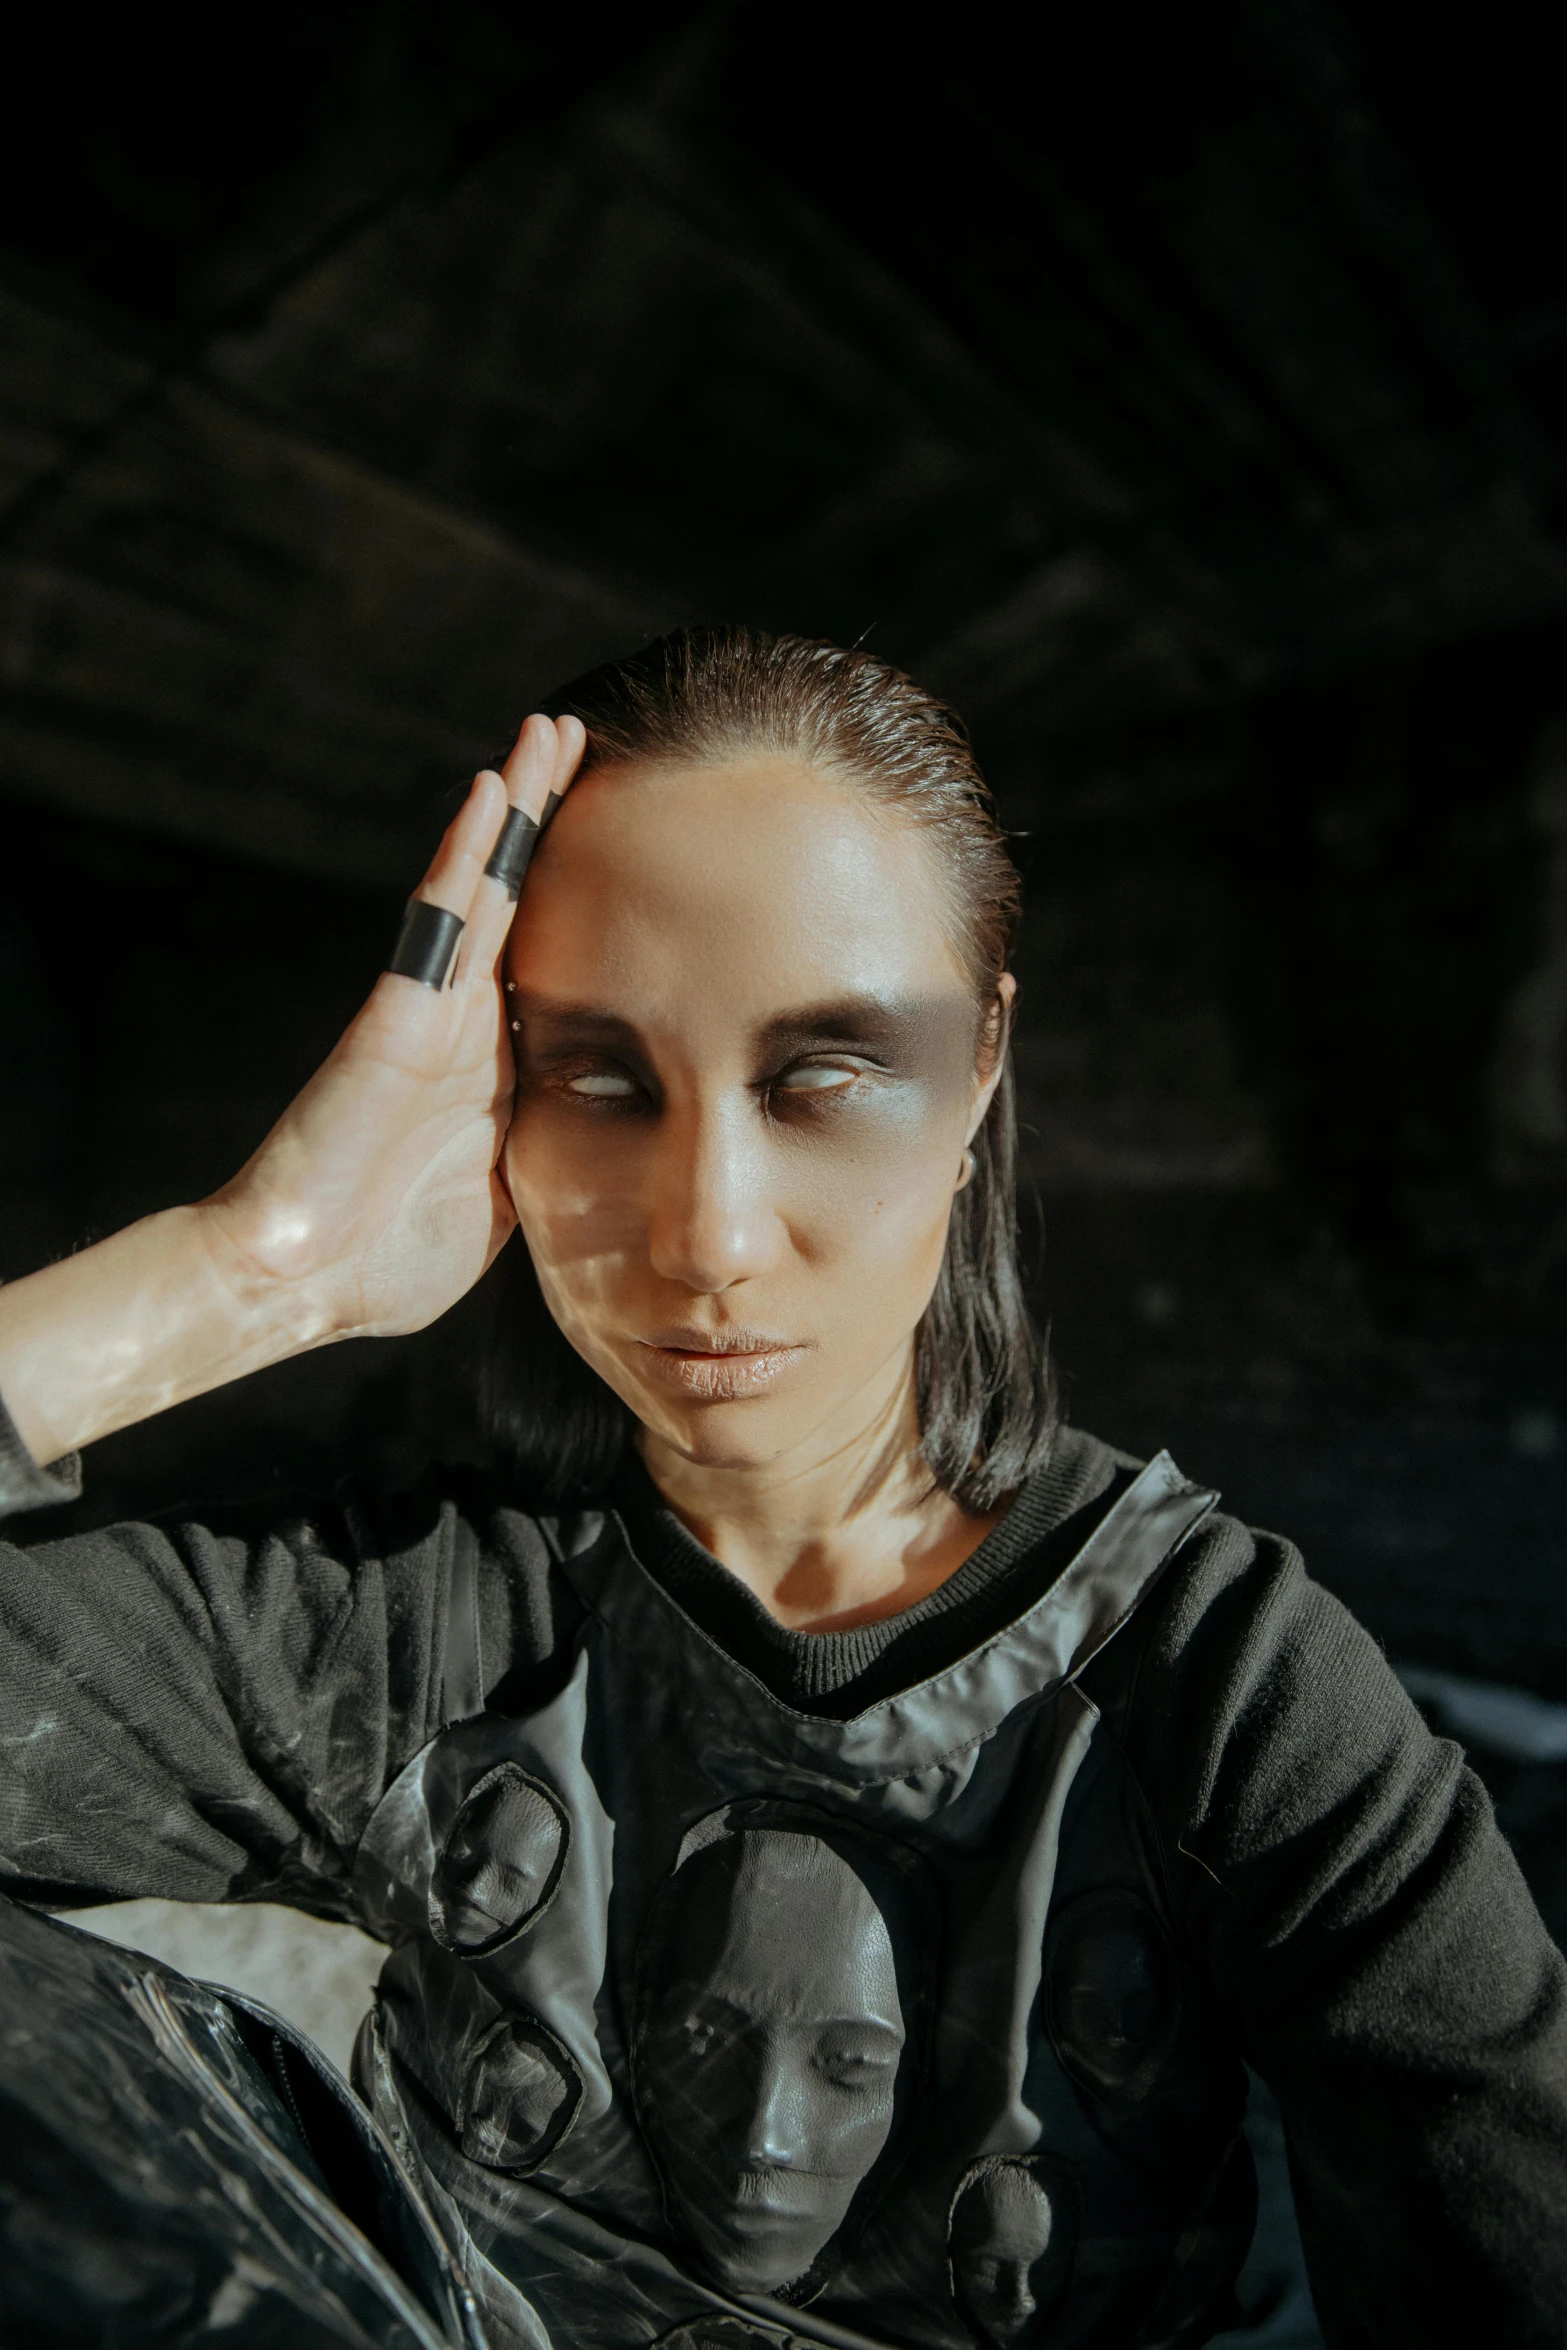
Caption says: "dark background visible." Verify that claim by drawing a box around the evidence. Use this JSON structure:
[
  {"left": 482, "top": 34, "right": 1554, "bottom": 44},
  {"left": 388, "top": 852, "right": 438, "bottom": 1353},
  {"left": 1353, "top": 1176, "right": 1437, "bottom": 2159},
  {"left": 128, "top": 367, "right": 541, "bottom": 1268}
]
[{"left": 3, "top": 6, "right": 1567, "bottom": 1808}]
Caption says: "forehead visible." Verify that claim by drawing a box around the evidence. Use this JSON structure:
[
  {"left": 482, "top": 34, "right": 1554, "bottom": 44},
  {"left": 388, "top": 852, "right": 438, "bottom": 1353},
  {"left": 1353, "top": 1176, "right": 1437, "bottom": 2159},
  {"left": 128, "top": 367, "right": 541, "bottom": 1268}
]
[
  {"left": 957, "top": 2171, "right": 1053, "bottom": 2258},
  {"left": 507, "top": 756, "right": 967, "bottom": 1008},
  {"left": 654, "top": 1833, "right": 901, "bottom": 2014},
  {"left": 717, "top": 1838, "right": 897, "bottom": 2006}
]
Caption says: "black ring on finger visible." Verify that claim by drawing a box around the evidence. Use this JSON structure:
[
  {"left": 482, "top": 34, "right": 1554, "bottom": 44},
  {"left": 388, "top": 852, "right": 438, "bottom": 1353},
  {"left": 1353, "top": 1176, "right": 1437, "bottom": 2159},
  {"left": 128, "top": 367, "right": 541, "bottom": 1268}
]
[
  {"left": 484, "top": 788, "right": 566, "bottom": 900},
  {"left": 387, "top": 898, "right": 464, "bottom": 989},
  {"left": 484, "top": 806, "right": 540, "bottom": 899}
]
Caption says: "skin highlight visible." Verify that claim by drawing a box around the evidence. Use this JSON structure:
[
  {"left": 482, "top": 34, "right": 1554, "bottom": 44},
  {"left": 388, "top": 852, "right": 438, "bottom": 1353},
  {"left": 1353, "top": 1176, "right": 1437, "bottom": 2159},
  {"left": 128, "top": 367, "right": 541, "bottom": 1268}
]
[
  {"left": 501, "top": 754, "right": 1015, "bottom": 1628},
  {"left": 0, "top": 718, "right": 1017, "bottom": 1635}
]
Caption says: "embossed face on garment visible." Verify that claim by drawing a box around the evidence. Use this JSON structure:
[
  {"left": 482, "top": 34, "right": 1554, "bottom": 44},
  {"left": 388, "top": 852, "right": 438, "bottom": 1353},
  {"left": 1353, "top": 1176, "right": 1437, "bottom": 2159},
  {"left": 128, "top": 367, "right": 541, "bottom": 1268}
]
[
  {"left": 1043, "top": 1888, "right": 1182, "bottom": 2104},
  {"left": 634, "top": 1819, "right": 930, "bottom": 2296},
  {"left": 429, "top": 1764, "right": 567, "bottom": 1955},
  {"left": 654, "top": 2322, "right": 796, "bottom": 2350},
  {"left": 949, "top": 2158, "right": 1078, "bottom": 2347},
  {"left": 454, "top": 2011, "right": 581, "bottom": 2173}
]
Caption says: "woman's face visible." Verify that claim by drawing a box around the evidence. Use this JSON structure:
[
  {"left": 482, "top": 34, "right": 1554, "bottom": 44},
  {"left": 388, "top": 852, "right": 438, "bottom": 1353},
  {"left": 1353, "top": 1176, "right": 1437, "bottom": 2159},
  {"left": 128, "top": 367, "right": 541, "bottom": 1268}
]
[{"left": 502, "top": 757, "right": 1004, "bottom": 1469}]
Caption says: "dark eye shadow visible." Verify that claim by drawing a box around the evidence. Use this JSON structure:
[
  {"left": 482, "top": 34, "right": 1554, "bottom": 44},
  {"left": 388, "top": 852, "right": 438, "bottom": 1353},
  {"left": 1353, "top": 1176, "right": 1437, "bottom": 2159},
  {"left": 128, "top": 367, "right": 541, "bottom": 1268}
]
[
  {"left": 756, "top": 992, "right": 976, "bottom": 1075},
  {"left": 509, "top": 987, "right": 977, "bottom": 1097}
]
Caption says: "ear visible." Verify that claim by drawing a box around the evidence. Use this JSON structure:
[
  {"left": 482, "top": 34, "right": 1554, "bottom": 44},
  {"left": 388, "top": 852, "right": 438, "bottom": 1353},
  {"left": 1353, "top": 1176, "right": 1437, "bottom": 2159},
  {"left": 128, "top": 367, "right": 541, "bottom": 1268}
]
[{"left": 965, "top": 973, "right": 1016, "bottom": 1144}]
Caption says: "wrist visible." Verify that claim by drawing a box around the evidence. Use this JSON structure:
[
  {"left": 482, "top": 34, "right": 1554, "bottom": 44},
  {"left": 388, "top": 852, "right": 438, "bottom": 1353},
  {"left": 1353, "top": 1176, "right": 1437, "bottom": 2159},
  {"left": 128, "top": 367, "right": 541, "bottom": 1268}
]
[
  {"left": 191, "top": 1197, "right": 345, "bottom": 1356},
  {"left": 0, "top": 1201, "right": 345, "bottom": 1466}
]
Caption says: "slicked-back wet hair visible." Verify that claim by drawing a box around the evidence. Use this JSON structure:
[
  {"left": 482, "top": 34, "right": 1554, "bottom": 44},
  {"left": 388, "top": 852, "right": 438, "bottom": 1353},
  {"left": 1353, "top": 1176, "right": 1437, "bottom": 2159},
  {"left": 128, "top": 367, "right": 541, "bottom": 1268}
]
[{"left": 482, "top": 625, "right": 1054, "bottom": 1513}]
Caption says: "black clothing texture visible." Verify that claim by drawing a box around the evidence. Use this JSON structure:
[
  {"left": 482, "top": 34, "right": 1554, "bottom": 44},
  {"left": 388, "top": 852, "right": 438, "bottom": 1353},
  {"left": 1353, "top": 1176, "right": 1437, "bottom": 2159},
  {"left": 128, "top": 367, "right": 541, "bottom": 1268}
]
[
  {"left": 0, "top": 1895, "right": 479, "bottom": 2349},
  {"left": 0, "top": 1421, "right": 1564, "bottom": 2344},
  {"left": 609, "top": 1439, "right": 1134, "bottom": 1716},
  {"left": 349, "top": 1446, "right": 1234, "bottom": 2349}
]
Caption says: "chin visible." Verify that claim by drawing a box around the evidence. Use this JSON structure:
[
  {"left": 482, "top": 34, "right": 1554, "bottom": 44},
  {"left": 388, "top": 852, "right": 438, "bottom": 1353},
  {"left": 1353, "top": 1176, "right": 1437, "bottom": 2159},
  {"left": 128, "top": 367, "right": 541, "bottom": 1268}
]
[
  {"left": 659, "top": 1411, "right": 790, "bottom": 1466},
  {"left": 672, "top": 2171, "right": 855, "bottom": 2298},
  {"left": 686, "top": 2216, "right": 823, "bottom": 2298},
  {"left": 644, "top": 1397, "right": 819, "bottom": 1472}
]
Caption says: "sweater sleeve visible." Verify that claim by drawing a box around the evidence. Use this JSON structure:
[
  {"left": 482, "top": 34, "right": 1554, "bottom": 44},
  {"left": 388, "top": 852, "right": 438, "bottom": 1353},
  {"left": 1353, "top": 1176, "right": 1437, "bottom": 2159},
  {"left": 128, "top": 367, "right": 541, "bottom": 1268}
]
[
  {"left": 1106, "top": 1511, "right": 1567, "bottom": 2348},
  {"left": 0, "top": 1393, "right": 560, "bottom": 1922},
  {"left": 0, "top": 1482, "right": 461, "bottom": 1920},
  {"left": 0, "top": 1389, "right": 80, "bottom": 1516}
]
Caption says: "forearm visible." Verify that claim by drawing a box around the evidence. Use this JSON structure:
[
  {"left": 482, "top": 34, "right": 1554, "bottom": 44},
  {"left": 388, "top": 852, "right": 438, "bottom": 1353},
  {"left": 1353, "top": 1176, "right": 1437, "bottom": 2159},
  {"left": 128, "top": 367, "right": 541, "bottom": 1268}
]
[
  {"left": 0, "top": 727, "right": 578, "bottom": 1476},
  {"left": 0, "top": 1204, "right": 337, "bottom": 1466}
]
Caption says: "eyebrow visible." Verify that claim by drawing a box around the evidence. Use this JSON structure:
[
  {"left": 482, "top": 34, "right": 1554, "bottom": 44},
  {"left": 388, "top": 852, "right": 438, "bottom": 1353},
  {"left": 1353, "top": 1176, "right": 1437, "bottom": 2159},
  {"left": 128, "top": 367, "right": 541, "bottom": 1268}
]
[
  {"left": 511, "top": 996, "right": 643, "bottom": 1047},
  {"left": 513, "top": 991, "right": 965, "bottom": 1060}
]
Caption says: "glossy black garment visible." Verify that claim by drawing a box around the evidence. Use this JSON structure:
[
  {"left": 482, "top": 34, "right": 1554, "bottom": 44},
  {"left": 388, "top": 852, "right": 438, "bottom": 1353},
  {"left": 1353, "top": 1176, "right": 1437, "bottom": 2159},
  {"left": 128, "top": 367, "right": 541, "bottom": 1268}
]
[
  {"left": 0, "top": 1893, "right": 479, "bottom": 2348},
  {"left": 353, "top": 1452, "right": 1239, "bottom": 2350},
  {"left": 2, "top": 1420, "right": 1566, "bottom": 2347}
]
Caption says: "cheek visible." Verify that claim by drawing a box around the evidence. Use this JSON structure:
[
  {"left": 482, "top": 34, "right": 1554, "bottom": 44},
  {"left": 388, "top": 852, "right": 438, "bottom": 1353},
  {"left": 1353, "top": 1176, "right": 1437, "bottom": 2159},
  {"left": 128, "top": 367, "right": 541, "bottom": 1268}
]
[
  {"left": 794, "top": 1095, "right": 964, "bottom": 1269},
  {"left": 496, "top": 1115, "right": 631, "bottom": 1382},
  {"left": 503, "top": 1085, "right": 965, "bottom": 1298},
  {"left": 501, "top": 1098, "right": 645, "bottom": 1263},
  {"left": 813, "top": 2080, "right": 899, "bottom": 2176}
]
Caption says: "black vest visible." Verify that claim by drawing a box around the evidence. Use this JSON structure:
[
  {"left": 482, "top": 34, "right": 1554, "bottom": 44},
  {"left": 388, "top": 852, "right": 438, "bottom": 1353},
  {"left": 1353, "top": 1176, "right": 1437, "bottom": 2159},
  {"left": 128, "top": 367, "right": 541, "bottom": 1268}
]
[{"left": 352, "top": 1451, "right": 1254, "bottom": 2350}]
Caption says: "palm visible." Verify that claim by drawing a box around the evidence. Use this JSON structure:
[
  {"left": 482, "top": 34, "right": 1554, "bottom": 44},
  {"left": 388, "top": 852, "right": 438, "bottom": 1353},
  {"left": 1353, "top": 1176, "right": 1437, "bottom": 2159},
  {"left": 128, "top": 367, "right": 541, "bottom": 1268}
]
[{"left": 206, "top": 716, "right": 583, "bottom": 1340}]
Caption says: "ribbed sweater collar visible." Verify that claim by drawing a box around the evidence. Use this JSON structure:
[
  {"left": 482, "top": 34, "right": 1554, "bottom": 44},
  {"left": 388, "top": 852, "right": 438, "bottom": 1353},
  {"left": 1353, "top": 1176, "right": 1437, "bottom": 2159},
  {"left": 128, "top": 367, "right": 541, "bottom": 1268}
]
[{"left": 611, "top": 1423, "right": 1132, "bottom": 1720}]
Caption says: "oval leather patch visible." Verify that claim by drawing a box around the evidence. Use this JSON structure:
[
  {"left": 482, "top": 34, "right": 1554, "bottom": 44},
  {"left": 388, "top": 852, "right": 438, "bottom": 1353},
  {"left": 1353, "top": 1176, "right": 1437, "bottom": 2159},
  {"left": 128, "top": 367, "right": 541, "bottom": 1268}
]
[
  {"left": 429, "top": 1763, "right": 568, "bottom": 1957},
  {"left": 455, "top": 2011, "right": 581, "bottom": 2173},
  {"left": 1043, "top": 1886, "right": 1181, "bottom": 2103}
]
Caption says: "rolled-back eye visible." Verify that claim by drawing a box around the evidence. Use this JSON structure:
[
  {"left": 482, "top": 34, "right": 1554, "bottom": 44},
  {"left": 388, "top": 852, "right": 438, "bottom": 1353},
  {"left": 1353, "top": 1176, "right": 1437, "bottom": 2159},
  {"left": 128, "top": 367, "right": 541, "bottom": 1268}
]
[{"left": 430, "top": 1764, "right": 568, "bottom": 1956}]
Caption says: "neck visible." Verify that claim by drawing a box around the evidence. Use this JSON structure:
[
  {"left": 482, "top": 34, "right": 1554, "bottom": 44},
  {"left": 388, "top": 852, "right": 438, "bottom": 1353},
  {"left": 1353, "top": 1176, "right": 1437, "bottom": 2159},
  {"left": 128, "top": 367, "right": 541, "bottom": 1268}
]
[{"left": 635, "top": 1350, "right": 1007, "bottom": 1631}]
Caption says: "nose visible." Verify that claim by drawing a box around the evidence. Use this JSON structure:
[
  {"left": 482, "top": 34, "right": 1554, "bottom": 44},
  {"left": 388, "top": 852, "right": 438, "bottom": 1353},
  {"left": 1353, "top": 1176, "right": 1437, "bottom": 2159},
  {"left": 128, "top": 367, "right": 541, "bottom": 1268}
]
[
  {"left": 742, "top": 2045, "right": 806, "bottom": 2170},
  {"left": 646, "top": 1099, "right": 783, "bottom": 1294}
]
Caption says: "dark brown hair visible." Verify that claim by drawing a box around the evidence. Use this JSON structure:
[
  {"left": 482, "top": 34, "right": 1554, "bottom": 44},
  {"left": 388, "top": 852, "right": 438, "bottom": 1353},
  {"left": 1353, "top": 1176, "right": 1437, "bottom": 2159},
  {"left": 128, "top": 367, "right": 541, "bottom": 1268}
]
[{"left": 483, "top": 626, "right": 1054, "bottom": 1511}]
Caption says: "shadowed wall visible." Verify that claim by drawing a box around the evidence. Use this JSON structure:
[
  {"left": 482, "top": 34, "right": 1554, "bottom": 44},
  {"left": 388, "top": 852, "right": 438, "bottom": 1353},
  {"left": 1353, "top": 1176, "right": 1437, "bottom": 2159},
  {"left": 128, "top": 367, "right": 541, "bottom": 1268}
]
[{"left": 5, "top": 3, "right": 1567, "bottom": 1953}]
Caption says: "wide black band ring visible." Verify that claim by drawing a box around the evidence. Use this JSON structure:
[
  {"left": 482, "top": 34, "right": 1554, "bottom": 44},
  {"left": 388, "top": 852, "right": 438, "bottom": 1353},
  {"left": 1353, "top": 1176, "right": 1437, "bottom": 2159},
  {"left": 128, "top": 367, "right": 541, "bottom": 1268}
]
[
  {"left": 387, "top": 898, "right": 464, "bottom": 989},
  {"left": 483, "top": 788, "right": 565, "bottom": 900},
  {"left": 484, "top": 806, "right": 540, "bottom": 898}
]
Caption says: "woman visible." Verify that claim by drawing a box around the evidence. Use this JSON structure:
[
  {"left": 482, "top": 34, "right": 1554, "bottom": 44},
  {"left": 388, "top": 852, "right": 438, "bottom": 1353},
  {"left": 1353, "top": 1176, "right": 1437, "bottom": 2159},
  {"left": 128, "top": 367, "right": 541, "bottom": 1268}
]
[{"left": 0, "top": 630, "right": 1562, "bottom": 2350}]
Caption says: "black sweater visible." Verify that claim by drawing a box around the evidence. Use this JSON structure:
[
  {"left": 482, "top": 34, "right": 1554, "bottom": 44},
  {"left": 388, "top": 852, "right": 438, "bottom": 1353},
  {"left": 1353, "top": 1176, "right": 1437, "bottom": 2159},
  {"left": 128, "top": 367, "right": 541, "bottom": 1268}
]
[{"left": 1, "top": 1418, "right": 1565, "bottom": 2345}]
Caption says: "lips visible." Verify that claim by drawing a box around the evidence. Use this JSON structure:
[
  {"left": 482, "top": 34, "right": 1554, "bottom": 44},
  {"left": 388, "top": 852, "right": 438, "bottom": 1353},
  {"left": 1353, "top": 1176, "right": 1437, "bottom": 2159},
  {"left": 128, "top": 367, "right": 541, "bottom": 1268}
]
[
  {"left": 634, "top": 1327, "right": 804, "bottom": 1402},
  {"left": 682, "top": 2170, "right": 849, "bottom": 2293}
]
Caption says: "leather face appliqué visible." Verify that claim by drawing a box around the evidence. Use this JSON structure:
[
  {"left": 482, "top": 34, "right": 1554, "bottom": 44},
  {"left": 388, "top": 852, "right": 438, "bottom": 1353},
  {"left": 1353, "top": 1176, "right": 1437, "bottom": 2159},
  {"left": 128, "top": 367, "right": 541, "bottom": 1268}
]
[
  {"left": 948, "top": 2155, "right": 1080, "bottom": 2348},
  {"left": 632, "top": 1803, "right": 940, "bottom": 2303},
  {"left": 1043, "top": 1887, "right": 1182, "bottom": 2104},
  {"left": 429, "top": 1762, "right": 569, "bottom": 1958},
  {"left": 455, "top": 2010, "right": 583, "bottom": 2174},
  {"left": 654, "top": 2320, "right": 800, "bottom": 2350}
]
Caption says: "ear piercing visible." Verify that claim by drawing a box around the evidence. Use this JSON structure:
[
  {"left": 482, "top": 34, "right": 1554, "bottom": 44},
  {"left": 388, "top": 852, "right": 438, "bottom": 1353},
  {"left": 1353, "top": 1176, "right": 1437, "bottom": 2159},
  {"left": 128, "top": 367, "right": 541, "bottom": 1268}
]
[{"left": 956, "top": 1147, "right": 977, "bottom": 1191}]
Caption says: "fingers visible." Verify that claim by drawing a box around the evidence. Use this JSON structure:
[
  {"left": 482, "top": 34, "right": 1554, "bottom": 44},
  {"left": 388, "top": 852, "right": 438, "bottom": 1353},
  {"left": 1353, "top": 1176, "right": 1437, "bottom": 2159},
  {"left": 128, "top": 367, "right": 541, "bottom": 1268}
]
[
  {"left": 379, "top": 767, "right": 502, "bottom": 991},
  {"left": 501, "top": 710, "right": 584, "bottom": 827},
  {"left": 459, "top": 715, "right": 586, "bottom": 980},
  {"left": 386, "top": 715, "right": 585, "bottom": 995}
]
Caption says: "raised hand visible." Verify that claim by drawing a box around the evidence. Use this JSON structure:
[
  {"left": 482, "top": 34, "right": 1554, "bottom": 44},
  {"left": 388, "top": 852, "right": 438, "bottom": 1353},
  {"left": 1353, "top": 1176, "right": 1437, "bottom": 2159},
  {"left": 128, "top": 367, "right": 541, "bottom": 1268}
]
[
  {"left": 203, "top": 713, "right": 586, "bottom": 1341},
  {"left": 0, "top": 714, "right": 584, "bottom": 1467}
]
